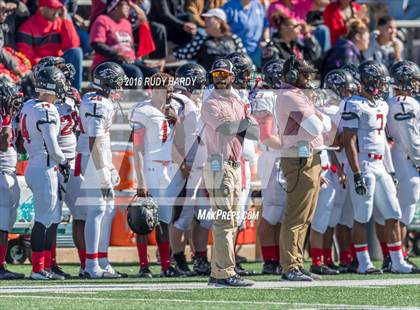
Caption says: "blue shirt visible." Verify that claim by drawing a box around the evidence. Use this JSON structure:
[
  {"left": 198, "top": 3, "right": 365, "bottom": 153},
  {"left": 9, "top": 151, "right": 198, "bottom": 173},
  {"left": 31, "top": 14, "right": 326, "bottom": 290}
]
[{"left": 222, "top": 0, "right": 268, "bottom": 54}]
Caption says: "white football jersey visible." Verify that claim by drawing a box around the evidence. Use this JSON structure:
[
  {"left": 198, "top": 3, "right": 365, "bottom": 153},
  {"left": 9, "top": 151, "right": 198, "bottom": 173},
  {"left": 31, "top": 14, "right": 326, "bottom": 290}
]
[
  {"left": 172, "top": 92, "right": 207, "bottom": 167},
  {"left": 19, "top": 99, "right": 61, "bottom": 167},
  {"left": 129, "top": 99, "right": 174, "bottom": 161},
  {"left": 76, "top": 92, "right": 114, "bottom": 167},
  {"left": 342, "top": 95, "right": 389, "bottom": 156},
  {"left": 56, "top": 97, "right": 78, "bottom": 159},
  {"left": 387, "top": 95, "right": 420, "bottom": 167},
  {"left": 0, "top": 112, "right": 17, "bottom": 174}
]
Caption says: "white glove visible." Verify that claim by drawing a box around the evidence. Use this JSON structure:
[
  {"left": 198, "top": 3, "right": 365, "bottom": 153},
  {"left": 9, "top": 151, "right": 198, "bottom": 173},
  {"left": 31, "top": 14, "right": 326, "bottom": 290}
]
[{"left": 110, "top": 167, "right": 120, "bottom": 187}]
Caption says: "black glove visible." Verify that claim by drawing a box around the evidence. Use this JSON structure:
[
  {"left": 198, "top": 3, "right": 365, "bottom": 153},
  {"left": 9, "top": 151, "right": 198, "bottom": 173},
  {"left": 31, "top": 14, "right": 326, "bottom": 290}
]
[
  {"left": 101, "top": 188, "right": 115, "bottom": 201},
  {"left": 353, "top": 172, "right": 367, "bottom": 196},
  {"left": 58, "top": 162, "right": 70, "bottom": 183},
  {"left": 389, "top": 172, "right": 398, "bottom": 188}
]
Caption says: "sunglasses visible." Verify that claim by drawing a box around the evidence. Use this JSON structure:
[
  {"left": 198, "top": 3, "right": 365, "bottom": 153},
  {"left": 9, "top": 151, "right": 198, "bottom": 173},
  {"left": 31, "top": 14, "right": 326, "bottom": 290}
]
[{"left": 211, "top": 71, "right": 230, "bottom": 78}]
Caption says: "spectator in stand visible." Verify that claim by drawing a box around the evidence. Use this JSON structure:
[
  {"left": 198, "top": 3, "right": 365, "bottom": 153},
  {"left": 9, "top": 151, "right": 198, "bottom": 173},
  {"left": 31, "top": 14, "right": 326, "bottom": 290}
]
[
  {"left": 16, "top": 0, "right": 82, "bottom": 89},
  {"left": 1, "top": 0, "right": 29, "bottom": 48},
  {"left": 185, "top": 0, "right": 226, "bottom": 28},
  {"left": 149, "top": 0, "right": 197, "bottom": 46},
  {"left": 364, "top": 16, "right": 403, "bottom": 70},
  {"left": 90, "top": 0, "right": 157, "bottom": 87},
  {"left": 267, "top": 0, "right": 312, "bottom": 26},
  {"left": 320, "top": 19, "right": 369, "bottom": 80},
  {"left": 262, "top": 13, "right": 321, "bottom": 67},
  {"left": 323, "top": 0, "right": 362, "bottom": 46},
  {"left": 306, "top": 0, "right": 331, "bottom": 53},
  {"left": 173, "top": 8, "right": 246, "bottom": 71},
  {"left": 222, "top": 0, "right": 269, "bottom": 68}
]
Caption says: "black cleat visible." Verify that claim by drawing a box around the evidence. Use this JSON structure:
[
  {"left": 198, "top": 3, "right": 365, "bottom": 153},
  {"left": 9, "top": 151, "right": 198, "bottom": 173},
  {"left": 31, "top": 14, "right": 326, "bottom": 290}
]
[
  {"left": 281, "top": 269, "right": 312, "bottom": 282},
  {"left": 338, "top": 263, "right": 352, "bottom": 274},
  {"left": 358, "top": 267, "right": 383, "bottom": 274},
  {"left": 327, "top": 263, "right": 341, "bottom": 272},
  {"left": 381, "top": 255, "right": 392, "bottom": 273},
  {"left": 310, "top": 264, "right": 339, "bottom": 275},
  {"left": 51, "top": 265, "right": 71, "bottom": 279},
  {"left": 137, "top": 267, "right": 153, "bottom": 278},
  {"left": 235, "top": 263, "right": 255, "bottom": 276},
  {"left": 0, "top": 268, "right": 25, "bottom": 280},
  {"left": 262, "top": 261, "right": 281, "bottom": 275},
  {"left": 300, "top": 267, "right": 321, "bottom": 280},
  {"left": 192, "top": 256, "right": 211, "bottom": 276},
  {"left": 348, "top": 259, "right": 359, "bottom": 273},
  {"left": 160, "top": 266, "right": 183, "bottom": 277},
  {"left": 173, "top": 252, "right": 195, "bottom": 276},
  {"left": 208, "top": 274, "right": 254, "bottom": 287}
]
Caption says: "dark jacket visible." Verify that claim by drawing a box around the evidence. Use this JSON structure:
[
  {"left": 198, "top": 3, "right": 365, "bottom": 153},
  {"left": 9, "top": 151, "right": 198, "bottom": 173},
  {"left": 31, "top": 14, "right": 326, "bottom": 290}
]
[{"left": 149, "top": 0, "right": 186, "bottom": 31}]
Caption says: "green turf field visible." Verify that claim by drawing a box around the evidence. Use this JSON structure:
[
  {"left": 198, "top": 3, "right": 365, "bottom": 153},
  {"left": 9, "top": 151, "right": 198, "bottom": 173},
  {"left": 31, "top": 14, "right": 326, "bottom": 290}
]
[{"left": 1, "top": 260, "right": 420, "bottom": 309}]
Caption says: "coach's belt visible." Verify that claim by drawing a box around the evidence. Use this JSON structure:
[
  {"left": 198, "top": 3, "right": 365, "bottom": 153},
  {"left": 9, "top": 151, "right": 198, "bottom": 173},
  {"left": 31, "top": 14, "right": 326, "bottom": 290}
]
[
  {"left": 279, "top": 148, "right": 320, "bottom": 158},
  {"left": 368, "top": 153, "right": 383, "bottom": 160}
]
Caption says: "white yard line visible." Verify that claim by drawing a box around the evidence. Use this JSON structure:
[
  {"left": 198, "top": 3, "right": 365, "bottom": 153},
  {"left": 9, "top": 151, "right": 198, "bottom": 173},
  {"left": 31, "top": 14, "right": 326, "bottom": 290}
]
[
  {"left": 0, "top": 277, "right": 419, "bottom": 293},
  {"left": 0, "top": 294, "right": 396, "bottom": 309}
]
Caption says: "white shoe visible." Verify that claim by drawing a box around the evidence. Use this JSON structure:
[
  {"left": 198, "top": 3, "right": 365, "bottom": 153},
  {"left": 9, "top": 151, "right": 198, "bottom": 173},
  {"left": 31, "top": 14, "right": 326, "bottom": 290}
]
[
  {"left": 391, "top": 263, "right": 414, "bottom": 274},
  {"left": 83, "top": 268, "right": 105, "bottom": 279},
  {"left": 102, "top": 265, "right": 122, "bottom": 278},
  {"left": 46, "top": 269, "right": 66, "bottom": 280},
  {"left": 30, "top": 270, "right": 53, "bottom": 280}
]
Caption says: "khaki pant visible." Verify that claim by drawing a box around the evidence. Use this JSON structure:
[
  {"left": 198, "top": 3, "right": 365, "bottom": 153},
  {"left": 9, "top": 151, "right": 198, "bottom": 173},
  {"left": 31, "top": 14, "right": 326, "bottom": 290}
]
[
  {"left": 280, "top": 154, "right": 322, "bottom": 272},
  {"left": 203, "top": 162, "right": 241, "bottom": 279}
]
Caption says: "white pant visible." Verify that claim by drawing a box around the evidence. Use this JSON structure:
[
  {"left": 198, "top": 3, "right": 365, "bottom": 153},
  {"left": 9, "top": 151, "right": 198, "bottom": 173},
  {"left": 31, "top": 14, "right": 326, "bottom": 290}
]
[
  {"left": 174, "top": 166, "right": 211, "bottom": 231},
  {"left": 25, "top": 165, "right": 59, "bottom": 228},
  {"left": 237, "top": 160, "right": 251, "bottom": 227},
  {"left": 66, "top": 155, "right": 87, "bottom": 220},
  {"left": 0, "top": 172, "right": 20, "bottom": 231},
  {"left": 393, "top": 152, "right": 419, "bottom": 226},
  {"left": 258, "top": 153, "right": 286, "bottom": 226},
  {"left": 350, "top": 156, "right": 401, "bottom": 224},
  {"left": 144, "top": 161, "right": 180, "bottom": 224}
]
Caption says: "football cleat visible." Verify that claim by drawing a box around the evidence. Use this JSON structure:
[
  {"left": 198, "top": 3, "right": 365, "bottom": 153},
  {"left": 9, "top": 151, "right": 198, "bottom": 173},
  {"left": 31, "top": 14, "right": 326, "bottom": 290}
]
[
  {"left": 309, "top": 264, "right": 340, "bottom": 275},
  {"left": 137, "top": 267, "right": 153, "bottom": 278},
  {"left": 160, "top": 266, "right": 183, "bottom": 277},
  {"left": 83, "top": 268, "right": 105, "bottom": 279},
  {"left": 381, "top": 255, "right": 392, "bottom": 273},
  {"left": 0, "top": 268, "right": 25, "bottom": 280},
  {"left": 281, "top": 269, "right": 313, "bottom": 282},
  {"left": 357, "top": 267, "right": 383, "bottom": 274},
  {"left": 235, "top": 263, "right": 255, "bottom": 276},
  {"left": 208, "top": 274, "right": 254, "bottom": 287},
  {"left": 405, "top": 257, "right": 418, "bottom": 268},
  {"left": 103, "top": 265, "right": 128, "bottom": 278},
  {"left": 30, "top": 270, "right": 53, "bottom": 280},
  {"left": 51, "top": 265, "right": 71, "bottom": 279},
  {"left": 173, "top": 252, "right": 195, "bottom": 276},
  {"left": 300, "top": 267, "right": 321, "bottom": 280},
  {"left": 192, "top": 256, "right": 211, "bottom": 276},
  {"left": 45, "top": 269, "right": 66, "bottom": 280},
  {"left": 262, "top": 261, "right": 282, "bottom": 275}
]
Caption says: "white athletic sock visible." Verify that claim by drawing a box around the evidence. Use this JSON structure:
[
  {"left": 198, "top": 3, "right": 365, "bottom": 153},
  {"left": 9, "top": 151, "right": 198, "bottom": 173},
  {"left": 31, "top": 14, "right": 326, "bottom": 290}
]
[
  {"left": 98, "top": 203, "right": 116, "bottom": 269},
  {"left": 388, "top": 241, "right": 412, "bottom": 272},
  {"left": 354, "top": 244, "right": 373, "bottom": 272},
  {"left": 85, "top": 205, "right": 105, "bottom": 270}
]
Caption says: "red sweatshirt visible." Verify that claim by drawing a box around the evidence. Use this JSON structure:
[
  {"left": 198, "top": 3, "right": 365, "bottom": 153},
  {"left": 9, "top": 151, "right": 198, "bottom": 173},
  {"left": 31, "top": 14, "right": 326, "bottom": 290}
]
[
  {"left": 323, "top": 2, "right": 360, "bottom": 46},
  {"left": 16, "top": 12, "right": 80, "bottom": 65}
]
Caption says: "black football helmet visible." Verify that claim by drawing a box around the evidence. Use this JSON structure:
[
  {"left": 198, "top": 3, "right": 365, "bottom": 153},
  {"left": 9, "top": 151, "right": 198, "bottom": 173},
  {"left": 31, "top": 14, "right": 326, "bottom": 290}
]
[
  {"left": 358, "top": 60, "right": 390, "bottom": 100},
  {"left": 324, "top": 69, "right": 357, "bottom": 99},
  {"left": 0, "top": 79, "right": 23, "bottom": 113},
  {"left": 35, "top": 56, "right": 75, "bottom": 81},
  {"left": 175, "top": 63, "right": 207, "bottom": 94},
  {"left": 263, "top": 59, "right": 285, "bottom": 89},
  {"left": 227, "top": 52, "right": 254, "bottom": 89},
  {"left": 35, "top": 66, "right": 68, "bottom": 99},
  {"left": 92, "top": 62, "right": 126, "bottom": 94},
  {"left": 127, "top": 197, "right": 159, "bottom": 235},
  {"left": 390, "top": 60, "right": 420, "bottom": 95}
]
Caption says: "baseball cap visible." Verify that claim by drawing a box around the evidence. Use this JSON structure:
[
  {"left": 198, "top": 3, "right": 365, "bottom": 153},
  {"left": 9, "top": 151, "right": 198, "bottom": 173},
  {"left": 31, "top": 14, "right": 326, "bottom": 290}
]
[
  {"left": 39, "top": 0, "right": 63, "bottom": 9},
  {"left": 210, "top": 59, "right": 234, "bottom": 74},
  {"left": 202, "top": 8, "right": 227, "bottom": 23}
]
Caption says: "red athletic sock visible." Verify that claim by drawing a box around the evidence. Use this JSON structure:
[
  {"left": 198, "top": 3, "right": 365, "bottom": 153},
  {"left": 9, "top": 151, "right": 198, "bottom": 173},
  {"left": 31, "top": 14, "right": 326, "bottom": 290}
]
[
  {"left": 44, "top": 250, "right": 52, "bottom": 269},
  {"left": 136, "top": 242, "right": 149, "bottom": 268},
  {"left": 261, "top": 245, "right": 279, "bottom": 262},
  {"left": 275, "top": 245, "right": 280, "bottom": 261},
  {"left": 157, "top": 241, "right": 171, "bottom": 271},
  {"left": 78, "top": 249, "right": 86, "bottom": 269},
  {"left": 380, "top": 242, "right": 389, "bottom": 258},
  {"left": 323, "top": 248, "right": 333, "bottom": 266},
  {"left": 32, "top": 251, "right": 45, "bottom": 273},
  {"left": 350, "top": 244, "right": 357, "bottom": 261},
  {"left": 340, "top": 250, "right": 352, "bottom": 265},
  {"left": 51, "top": 244, "right": 57, "bottom": 268},
  {"left": 310, "top": 248, "right": 323, "bottom": 266},
  {"left": 0, "top": 243, "right": 7, "bottom": 269},
  {"left": 195, "top": 251, "right": 207, "bottom": 259}
]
